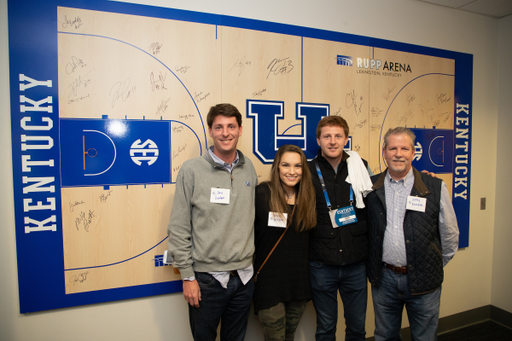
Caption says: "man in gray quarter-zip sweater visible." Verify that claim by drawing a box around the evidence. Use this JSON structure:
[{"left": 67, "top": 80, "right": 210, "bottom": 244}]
[{"left": 167, "top": 103, "right": 258, "bottom": 341}]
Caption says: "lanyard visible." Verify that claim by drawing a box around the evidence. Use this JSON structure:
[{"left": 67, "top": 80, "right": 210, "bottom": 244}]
[{"left": 315, "top": 162, "right": 353, "bottom": 210}]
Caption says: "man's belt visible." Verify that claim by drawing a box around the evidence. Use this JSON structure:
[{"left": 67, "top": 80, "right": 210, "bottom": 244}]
[{"left": 384, "top": 263, "right": 408, "bottom": 274}]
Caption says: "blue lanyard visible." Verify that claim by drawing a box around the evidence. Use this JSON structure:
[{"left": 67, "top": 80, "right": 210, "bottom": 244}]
[{"left": 315, "top": 162, "right": 353, "bottom": 210}]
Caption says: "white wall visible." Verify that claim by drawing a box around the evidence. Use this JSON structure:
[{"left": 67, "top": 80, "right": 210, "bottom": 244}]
[
  {"left": 492, "top": 15, "right": 512, "bottom": 313},
  {"left": 0, "top": 0, "right": 508, "bottom": 340}
]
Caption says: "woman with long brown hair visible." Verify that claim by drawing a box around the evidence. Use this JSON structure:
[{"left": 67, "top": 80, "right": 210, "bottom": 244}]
[{"left": 253, "top": 144, "right": 316, "bottom": 341}]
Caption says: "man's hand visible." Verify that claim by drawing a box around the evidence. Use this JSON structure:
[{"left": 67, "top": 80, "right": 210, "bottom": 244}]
[
  {"left": 183, "top": 279, "right": 201, "bottom": 308},
  {"left": 421, "top": 170, "right": 438, "bottom": 178}
]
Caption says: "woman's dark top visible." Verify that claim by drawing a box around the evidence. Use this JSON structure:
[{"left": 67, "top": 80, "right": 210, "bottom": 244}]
[{"left": 253, "top": 183, "right": 311, "bottom": 314}]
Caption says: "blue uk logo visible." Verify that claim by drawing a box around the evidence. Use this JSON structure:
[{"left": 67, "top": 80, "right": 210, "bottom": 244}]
[{"left": 246, "top": 100, "right": 329, "bottom": 164}]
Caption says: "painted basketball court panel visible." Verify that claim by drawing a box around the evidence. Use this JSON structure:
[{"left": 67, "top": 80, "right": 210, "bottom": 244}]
[
  {"left": 57, "top": 6, "right": 215, "bottom": 294},
  {"left": 8, "top": 0, "right": 472, "bottom": 312}
]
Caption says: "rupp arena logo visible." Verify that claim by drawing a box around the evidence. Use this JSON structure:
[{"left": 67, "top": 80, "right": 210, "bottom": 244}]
[
  {"left": 337, "top": 55, "right": 353, "bottom": 66},
  {"left": 337, "top": 54, "right": 412, "bottom": 74}
]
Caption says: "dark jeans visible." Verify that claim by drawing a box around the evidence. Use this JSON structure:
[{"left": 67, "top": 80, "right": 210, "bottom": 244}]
[
  {"left": 371, "top": 267, "right": 441, "bottom": 341},
  {"left": 189, "top": 272, "right": 254, "bottom": 341},
  {"left": 310, "top": 261, "right": 367, "bottom": 341}
]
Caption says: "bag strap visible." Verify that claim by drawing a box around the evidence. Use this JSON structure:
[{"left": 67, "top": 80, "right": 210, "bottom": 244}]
[{"left": 253, "top": 204, "right": 296, "bottom": 282}]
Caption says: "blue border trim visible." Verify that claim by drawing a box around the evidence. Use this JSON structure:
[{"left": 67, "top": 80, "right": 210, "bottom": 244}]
[{"left": 8, "top": 0, "right": 472, "bottom": 313}]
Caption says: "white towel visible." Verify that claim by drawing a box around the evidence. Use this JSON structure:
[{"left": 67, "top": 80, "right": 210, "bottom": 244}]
[{"left": 345, "top": 150, "right": 374, "bottom": 208}]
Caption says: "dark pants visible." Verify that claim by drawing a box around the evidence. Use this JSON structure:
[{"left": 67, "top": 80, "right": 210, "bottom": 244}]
[
  {"left": 310, "top": 261, "right": 368, "bottom": 341},
  {"left": 372, "top": 267, "right": 441, "bottom": 341},
  {"left": 189, "top": 272, "right": 254, "bottom": 341}
]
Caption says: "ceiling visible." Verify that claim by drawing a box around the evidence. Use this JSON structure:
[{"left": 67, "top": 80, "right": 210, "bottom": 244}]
[{"left": 417, "top": 0, "right": 512, "bottom": 18}]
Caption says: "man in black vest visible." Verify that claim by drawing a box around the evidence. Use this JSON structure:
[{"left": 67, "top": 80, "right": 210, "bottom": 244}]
[{"left": 366, "top": 127, "right": 459, "bottom": 341}]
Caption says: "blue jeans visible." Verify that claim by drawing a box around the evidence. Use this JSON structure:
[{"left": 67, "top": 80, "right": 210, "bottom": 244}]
[
  {"left": 188, "top": 272, "right": 254, "bottom": 341},
  {"left": 309, "top": 261, "right": 367, "bottom": 341},
  {"left": 371, "top": 267, "right": 441, "bottom": 341}
]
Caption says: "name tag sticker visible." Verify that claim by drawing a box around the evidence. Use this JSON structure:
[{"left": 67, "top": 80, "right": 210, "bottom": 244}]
[
  {"left": 329, "top": 206, "right": 358, "bottom": 228},
  {"left": 268, "top": 212, "right": 288, "bottom": 228},
  {"left": 210, "top": 188, "right": 230, "bottom": 204},
  {"left": 406, "top": 196, "right": 426, "bottom": 212}
]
